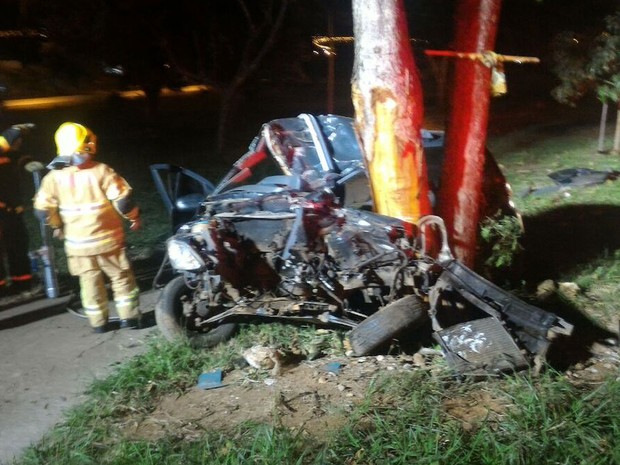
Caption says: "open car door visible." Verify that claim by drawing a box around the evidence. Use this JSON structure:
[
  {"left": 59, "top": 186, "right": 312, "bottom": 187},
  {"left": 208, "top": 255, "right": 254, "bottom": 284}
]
[{"left": 150, "top": 164, "right": 215, "bottom": 232}]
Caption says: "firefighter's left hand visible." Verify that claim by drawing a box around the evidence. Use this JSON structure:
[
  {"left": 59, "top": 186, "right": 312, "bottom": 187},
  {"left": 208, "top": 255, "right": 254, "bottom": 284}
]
[
  {"left": 52, "top": 228, "right": 64, "bottom": 240},
  {"left": 129, "top": 218, "right": 142, "bottom": 231}
]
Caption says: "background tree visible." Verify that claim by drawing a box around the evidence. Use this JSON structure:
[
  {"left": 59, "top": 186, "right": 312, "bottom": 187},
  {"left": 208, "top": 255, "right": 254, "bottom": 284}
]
[
  {"left": 207, "top": 0, "right": 290, "bottom": 153},
  {"left": 436, "top": 0, "right": 502, "bottom": 267},
  {"left": 25, "top": 0, "right": 300, "bottom": 150},
  {"left": 551, "top": 11, "right": 620, "bottom": 153},
  {"left": 351, "top": 0, "right": 431, "bottom": 226},
  {"left": 103, "top": 0, "right": 292, "bottom": 149}
]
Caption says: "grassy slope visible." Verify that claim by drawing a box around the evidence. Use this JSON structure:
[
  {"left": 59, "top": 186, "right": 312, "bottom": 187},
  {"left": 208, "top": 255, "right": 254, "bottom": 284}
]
[{"left": 489, "top": 120, "right": 620, "bottom": 332}]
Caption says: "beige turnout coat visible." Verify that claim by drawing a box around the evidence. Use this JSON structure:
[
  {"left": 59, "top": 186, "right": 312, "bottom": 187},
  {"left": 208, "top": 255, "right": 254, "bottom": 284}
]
[{"left": 33, "top": 161, "right": 139, "bottom": 256}]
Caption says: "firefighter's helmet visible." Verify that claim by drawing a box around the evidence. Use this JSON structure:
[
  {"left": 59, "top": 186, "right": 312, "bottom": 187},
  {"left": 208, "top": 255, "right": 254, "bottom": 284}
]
[{"left": 54, "top": 122, "right": 97, "bottom": 156}]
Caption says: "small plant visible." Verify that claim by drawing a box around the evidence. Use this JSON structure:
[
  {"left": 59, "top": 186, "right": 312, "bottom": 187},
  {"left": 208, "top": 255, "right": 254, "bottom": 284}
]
[{"left": 480, "top": 214, "right": 524, "bottom": 269}]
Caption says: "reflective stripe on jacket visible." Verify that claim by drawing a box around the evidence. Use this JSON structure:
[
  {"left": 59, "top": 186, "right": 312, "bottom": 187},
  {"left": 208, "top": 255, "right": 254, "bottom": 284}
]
[{"left": 33, "top": 162, "right": 138, "bottom": 256}]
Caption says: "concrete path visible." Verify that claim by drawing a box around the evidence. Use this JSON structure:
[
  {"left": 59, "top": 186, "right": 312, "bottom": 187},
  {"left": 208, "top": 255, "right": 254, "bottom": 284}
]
[{"left": 0, "top": 290, "right": 160, "bottom": 464}]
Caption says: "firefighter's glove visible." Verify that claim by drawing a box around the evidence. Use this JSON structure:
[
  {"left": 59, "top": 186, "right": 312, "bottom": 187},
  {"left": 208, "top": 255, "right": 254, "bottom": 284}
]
[
  {"left": 52, "top": 228, "right": 64, "bottom": 240},
  {"left": 24, "top": 160, "right": 45, "bottom": 173},
  {"left": 1, "top": 127, "right": 21, "bottom": 149},
  {"left": 129, "top": 218, "right": 142, "bottom": 231},
  {"left": 0, "top": 123, "right": 35, "bottom": 151}
]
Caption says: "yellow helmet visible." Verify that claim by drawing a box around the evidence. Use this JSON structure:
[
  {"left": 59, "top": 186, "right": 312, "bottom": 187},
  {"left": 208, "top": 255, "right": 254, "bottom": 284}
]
[{"left": 54, "top": 122, "right": 97, "bottom": 156}]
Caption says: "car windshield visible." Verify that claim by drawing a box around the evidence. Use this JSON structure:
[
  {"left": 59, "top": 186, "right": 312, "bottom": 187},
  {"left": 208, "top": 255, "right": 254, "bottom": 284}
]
[
  {"left": 213, "top": 114, "right": 356, "bottom": 194},
  {"left": 263, "top": 114, "right": 366, "bottom": 173},
  {"left": 262, "top": 117, "right": 327, "bottom": 175}
]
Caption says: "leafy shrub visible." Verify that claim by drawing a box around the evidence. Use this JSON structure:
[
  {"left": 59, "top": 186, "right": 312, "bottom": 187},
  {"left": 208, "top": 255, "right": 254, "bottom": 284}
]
[{"left": 480, "top": 214, "right": 524, "bottom": 269}]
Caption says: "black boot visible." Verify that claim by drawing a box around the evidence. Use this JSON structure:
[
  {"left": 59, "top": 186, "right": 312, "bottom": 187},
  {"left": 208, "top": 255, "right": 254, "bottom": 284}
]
[
  {"left": 120, "top": 317, "right": 141, "bottom": 329},
  {"left": 92, "top": 325, "right": 108, "bottom": 334}
]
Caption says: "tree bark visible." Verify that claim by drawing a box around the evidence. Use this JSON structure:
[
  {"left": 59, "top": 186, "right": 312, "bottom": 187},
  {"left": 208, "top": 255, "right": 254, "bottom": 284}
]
[
  {"left": 351, "top": 0, "right": 431, "bottom": 226},
  {"left": 437, "top": 0, "right": 502, "bottom": 267},
  {"left": 597, "top": 102, "right": 608, "bottom": 154},
  {"left": 613, "top": 101, "right": 620, "bottom": 154}
]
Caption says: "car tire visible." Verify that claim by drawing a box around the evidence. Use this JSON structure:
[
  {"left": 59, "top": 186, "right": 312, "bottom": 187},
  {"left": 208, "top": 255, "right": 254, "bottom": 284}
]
[
  {"left": 155, "top": 276, "right": 237, "bottom": 348},
  {"left": 349, "top": 294, "right": 430, "bottom": 356}
]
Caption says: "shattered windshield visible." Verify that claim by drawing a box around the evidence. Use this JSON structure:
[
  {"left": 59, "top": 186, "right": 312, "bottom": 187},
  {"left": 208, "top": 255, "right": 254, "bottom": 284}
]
[
  {"left": 263, "top": 117, "right": 326, "bottom": 175},
  {"left": 264, "top": 114, "right": 364, "bottom": 174},
  {"left": 212, "top": 114, "right": 366, "bottom": 195}
]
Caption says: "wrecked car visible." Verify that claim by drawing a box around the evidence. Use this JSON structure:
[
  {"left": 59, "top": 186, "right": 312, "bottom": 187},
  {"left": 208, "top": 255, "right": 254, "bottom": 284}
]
[{"left": 151, "top": 113, "right": 572, "bottom": 375}]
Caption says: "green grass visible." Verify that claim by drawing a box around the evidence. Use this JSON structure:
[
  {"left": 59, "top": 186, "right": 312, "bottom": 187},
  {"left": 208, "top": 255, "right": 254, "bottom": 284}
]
[
  {"left": 488, "top": 123, "right": 620, "bottom": 329},
  {"left": 15, "top": 350, "right": 620, "bottom": 464},
  {"left": 324, "top": 370, "right": 620, "bottom": 465},
  {"left": 15, "top": 325, "right": 348, "bottom": 465},
  {"left": 489, "top": 124, "right": 620, "bottom": 215}
]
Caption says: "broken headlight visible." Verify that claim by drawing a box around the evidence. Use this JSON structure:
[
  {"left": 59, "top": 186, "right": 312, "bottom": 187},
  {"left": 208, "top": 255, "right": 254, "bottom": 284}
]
[{"left": 166, "top": 237, "right": 205, "bottom": 271}]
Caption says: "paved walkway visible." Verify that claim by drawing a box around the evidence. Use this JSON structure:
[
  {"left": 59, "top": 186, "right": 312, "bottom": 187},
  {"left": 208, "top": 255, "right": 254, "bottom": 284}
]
[{"left": 0, "top": 290, "right": 160, "bottom": 464}]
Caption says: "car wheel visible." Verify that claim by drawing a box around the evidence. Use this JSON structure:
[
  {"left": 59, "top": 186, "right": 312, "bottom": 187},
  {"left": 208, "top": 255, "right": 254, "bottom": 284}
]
[
  {"left": 155, "top": 276, "right": 237, "bottom": 348},
  {"left": 349, "top": 294, "right": 430, "bottom": 356}
]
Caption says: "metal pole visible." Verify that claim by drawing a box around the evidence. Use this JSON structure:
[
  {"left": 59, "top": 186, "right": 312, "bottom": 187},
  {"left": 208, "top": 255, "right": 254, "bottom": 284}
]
[{"left": 32, "top": 169, "right": 59, "bottom": 298}]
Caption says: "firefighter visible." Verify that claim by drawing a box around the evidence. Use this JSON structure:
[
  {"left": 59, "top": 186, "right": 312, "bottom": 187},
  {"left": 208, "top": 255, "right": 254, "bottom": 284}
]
[
  {"left": 33, "top": 122, "right": 142, "bottom": 332},
  {"left": 0, "top": 123, "right": 36, "bottom": 297}
]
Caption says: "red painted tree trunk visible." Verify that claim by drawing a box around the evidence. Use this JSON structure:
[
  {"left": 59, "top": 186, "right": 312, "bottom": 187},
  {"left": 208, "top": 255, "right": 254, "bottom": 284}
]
[
  {"left": 351, "top": 0, "right": 431, "bottom": 226},
  {"left": 437, "top": 0, "right": 502, "bottom": 267}
]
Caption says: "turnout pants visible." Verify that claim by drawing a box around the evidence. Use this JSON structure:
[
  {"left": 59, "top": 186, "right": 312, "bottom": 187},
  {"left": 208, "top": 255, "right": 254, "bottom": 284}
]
[{"left": 68, "top": 248, "right": 140, "bottom": 328}]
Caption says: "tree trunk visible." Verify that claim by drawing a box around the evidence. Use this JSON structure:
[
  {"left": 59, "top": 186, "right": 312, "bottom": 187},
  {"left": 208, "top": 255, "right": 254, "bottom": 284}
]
[
  {"left": 437, "top": 0, "right": 502, "bottom": 267},
  {"left": 428, "top": 57, "right": 451, "bottom": 112},
  {"left": 613, "top": 101, "right": 620, "bottom": 154},
  {"left": 597, "top": 102, "right": 608, "bottom": 154},
  {"left": 351, "top": 0, "right": 431, "bottom": 226}
]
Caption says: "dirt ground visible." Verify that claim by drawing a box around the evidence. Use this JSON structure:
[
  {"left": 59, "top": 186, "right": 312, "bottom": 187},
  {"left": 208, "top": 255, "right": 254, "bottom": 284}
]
[
  {"left": 121, "top": 352, "right": 437, "bottom": 443},
  {"left": 118, "top": 335, "right": 619, "bottom": 446}
]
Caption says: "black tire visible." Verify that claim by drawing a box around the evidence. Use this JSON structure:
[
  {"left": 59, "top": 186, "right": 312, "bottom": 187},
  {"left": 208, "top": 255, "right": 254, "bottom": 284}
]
[
  {"left": 155, "top": 276, "right": 237, "bottom": 348},
  {"left": 349, "top": 294, "right": 430, "bottom": 356}
]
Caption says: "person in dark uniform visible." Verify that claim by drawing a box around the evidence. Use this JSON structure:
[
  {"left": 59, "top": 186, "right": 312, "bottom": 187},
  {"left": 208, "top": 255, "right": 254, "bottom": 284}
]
[{"left": 0, "top": 123, "right": 36, "bottom": 296}]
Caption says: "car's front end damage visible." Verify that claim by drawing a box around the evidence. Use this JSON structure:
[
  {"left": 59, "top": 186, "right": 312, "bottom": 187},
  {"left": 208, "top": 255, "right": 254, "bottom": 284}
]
[
  {"left": 151, "top": 113, "right": 573, "bottom": 376},
  {"left": 427, "top": 248, "right": 573, "bottom": 376}
]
